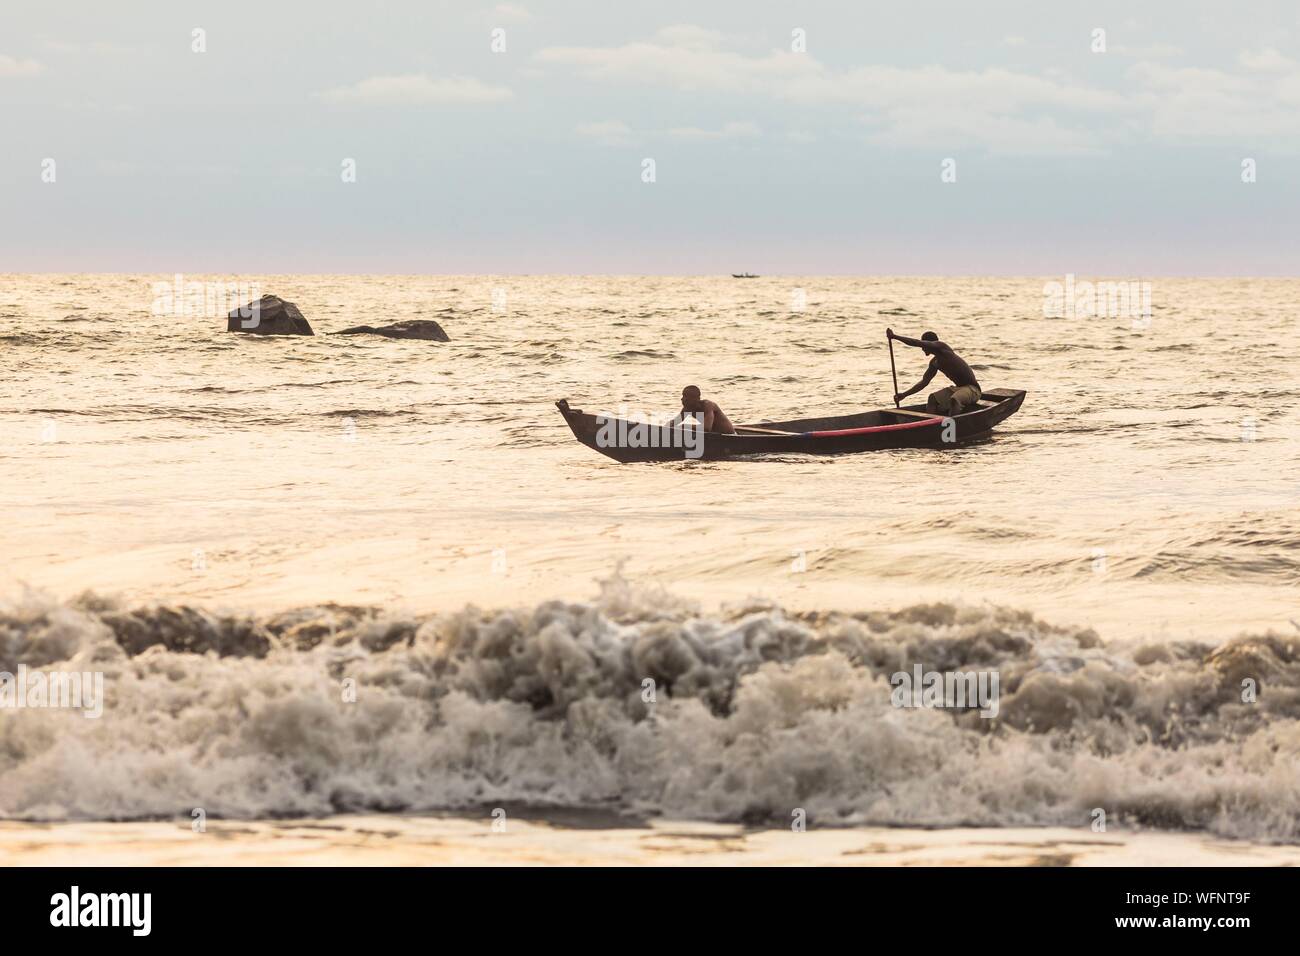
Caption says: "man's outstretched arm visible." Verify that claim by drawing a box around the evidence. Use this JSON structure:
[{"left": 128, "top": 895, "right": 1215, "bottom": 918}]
[
  {"left": 886, "top": 328, "right": 928, "bottom": 349},
  {"left": 883, "top": 332, "right": 946, "bottom": 356}
]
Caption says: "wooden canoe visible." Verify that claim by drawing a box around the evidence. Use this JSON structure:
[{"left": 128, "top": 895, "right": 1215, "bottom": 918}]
[{"left": 555, "top": 389, "right": 1026, "bottom": 462}]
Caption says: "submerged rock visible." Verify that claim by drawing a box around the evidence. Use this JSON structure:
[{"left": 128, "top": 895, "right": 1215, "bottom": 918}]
[
  {"left": 332, "top": 320, "right": 449, "bottom": 341},
  {"left": 226, "top": 295, "right": 313, "bottom": 336}
]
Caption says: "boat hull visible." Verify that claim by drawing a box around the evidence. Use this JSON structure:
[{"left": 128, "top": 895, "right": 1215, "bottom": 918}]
[{"left": 556, "top": 389, "right": 1026, "bottom": 462}]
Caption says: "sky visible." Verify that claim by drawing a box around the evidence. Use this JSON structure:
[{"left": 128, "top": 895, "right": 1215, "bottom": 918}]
[{"left": 1, "top": 1, "right": 1298, "bottom": 274}]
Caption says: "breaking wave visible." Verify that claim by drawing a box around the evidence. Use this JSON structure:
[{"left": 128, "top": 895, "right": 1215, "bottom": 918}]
[{"left": 1, "top": 576, "right": 1298, "bottom": 840}]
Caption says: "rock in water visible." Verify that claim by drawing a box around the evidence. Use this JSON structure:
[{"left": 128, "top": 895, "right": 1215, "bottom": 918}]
[
  {"left": 332, "top": 320, "right": 450, "bottom": 341},
  {"left": 226, "top": 295, "right": 314, "bottom": 335}
]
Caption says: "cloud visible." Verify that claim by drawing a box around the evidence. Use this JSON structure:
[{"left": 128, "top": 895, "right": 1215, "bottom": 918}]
[
  {"left": 576, "top": 119, "right": 762, "bottom": 146},
  {"left": 318, "top": 74, "right": 513, "bottom": 105},
  {"left": 576, "top": 120, "right": 634, "bottom": 146},
  {"left": 653, "top": 25, "right": 728, "bottom": 49},
  {"left": 536, "top": 26, "right": 816, "bottom": 93},
  {"left": 788, "top": 64, "right": 1135, "bottom": 116},
  {"left": 536, "top": 27, "right": 1300, "bottom": 153},
  {"left": 1130, "top": 55, "right": 1300, "bottom": 138},
  {"left": 871, "top": 112, "right": 1106, "bottom": 156},
  {"left": 42, "top": 40, "right": 134, "bottom": 56},
  {"left": 536, "top": 29, "right": 1132, "bottom": 154},
  {"left": 668, "top": 121, "right": 761, "bottom": 140},
  {"left": 0, "top": 54, "right": 43, "bottom": 77},
  {"left": 491, "top": 3, "right": 533, "bottom": 23},
  {"left": 1238, "top": 47, "right": 1297, "bottom": 73},
  {"left": 1112, "top": 43, "right": 1184, "bottom": 59}
]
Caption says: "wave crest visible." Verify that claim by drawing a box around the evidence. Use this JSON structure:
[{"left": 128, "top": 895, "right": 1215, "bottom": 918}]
[{"left": 1, "top": 579, "right": 1298, "bottom": 839}]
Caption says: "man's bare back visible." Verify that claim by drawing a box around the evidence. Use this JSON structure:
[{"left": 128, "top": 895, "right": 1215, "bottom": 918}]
[{"left": 679, "top": 386, "right": 735, "bottom": 433}]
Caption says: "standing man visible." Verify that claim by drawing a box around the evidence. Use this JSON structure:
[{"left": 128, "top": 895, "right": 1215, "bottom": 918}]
[{"left": 887, "top": 329, "right": 982, "bottom": 415}]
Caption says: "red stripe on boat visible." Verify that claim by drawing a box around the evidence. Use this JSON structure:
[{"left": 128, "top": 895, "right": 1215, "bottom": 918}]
[{"left": 804, "top": 417, "right": 943, "bottom": 438}]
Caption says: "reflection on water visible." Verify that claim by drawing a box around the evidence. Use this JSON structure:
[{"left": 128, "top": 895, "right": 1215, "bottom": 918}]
[{"left": 2, "top": 274, "right": 1297, "bottom": 640}]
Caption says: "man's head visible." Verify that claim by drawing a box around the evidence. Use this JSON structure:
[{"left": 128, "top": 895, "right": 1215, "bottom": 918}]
[
  {"left": 681, "top": 385, "right": 703, "bottom": 410},
  {"left": 921, "top": 330, "right": 939, "bottom": 354}
]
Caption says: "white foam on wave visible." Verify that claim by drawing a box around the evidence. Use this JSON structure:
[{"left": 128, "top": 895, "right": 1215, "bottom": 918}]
[{"left": 1, "top": 576, "right": 1298, "bottom": 839}]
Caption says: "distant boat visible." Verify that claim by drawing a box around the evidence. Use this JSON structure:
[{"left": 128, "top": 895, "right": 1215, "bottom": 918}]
[{"left": 731, "top": 272, "right": 759, "bottom": 278}]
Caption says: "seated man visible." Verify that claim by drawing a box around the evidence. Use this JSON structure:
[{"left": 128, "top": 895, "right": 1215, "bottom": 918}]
[
  {"left": 887, "top": 328, "right": 982, "bottom": 414},
  {"left": 676, "top": 385, "right": 736, "bottom": 433}
]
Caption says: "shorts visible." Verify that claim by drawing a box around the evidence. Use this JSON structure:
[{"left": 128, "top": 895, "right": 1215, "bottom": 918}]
[{"left": 926, "top": 384, "right": 981, "bottom": 415}]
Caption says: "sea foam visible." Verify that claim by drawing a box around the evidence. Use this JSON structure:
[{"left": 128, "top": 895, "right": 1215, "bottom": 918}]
[{"left": 1, "top": 576, "right": 1297, "bottom": 840}]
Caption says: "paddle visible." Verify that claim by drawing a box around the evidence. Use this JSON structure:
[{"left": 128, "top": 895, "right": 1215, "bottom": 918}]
[{"left": 887, "top": 330, "right": 900, "bottom": 407}]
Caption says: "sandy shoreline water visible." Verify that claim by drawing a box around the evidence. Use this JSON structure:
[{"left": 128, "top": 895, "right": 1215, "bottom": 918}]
[{"left": 3, "top": 815, "right": 1298, "bottom": 867}]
